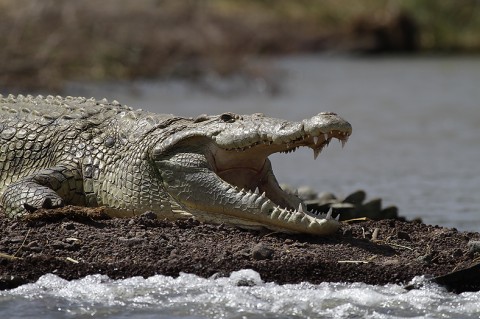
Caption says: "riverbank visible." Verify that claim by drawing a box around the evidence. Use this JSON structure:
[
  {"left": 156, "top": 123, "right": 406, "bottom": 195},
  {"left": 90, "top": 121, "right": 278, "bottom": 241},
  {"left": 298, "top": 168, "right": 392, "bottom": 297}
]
[
  {"left": 1, "top": 206, "right": 479, "bottom": 292},
  {"left": 2, "top": 0, "right": 480, "bottom": 92}
]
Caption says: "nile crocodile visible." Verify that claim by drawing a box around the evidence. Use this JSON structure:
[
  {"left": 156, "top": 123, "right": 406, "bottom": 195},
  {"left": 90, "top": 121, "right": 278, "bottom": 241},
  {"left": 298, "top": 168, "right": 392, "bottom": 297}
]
[{"left": 0, "top": 94, "right": 352, "bottom": 235}]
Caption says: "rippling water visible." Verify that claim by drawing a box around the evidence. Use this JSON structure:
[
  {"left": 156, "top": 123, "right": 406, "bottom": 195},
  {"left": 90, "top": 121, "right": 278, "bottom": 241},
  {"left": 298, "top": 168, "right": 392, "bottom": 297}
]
[
  {"left": 1, "top": 271, "right": 480, "bottom": 319},
  {"left": 3, "top": 56, "right": 480, "bottom": 318}
]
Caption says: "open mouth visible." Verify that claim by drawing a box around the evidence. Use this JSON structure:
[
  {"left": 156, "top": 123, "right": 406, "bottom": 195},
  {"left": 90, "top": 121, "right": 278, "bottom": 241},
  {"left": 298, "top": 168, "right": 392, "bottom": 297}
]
[{"left": 208, "top": 129, "right": 350, "bottom": 217}]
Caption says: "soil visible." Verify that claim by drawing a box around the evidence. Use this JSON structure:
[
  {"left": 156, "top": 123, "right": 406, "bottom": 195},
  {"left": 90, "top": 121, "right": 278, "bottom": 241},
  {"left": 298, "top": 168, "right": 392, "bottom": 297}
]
[{"left": 1, "top": 206, "right": 479, "bottom": 292}]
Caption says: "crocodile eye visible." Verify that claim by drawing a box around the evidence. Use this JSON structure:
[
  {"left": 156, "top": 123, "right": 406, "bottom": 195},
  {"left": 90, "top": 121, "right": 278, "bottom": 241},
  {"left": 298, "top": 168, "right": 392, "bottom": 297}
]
[{"left": 220, "top": 113, "right": 236, "bottom": 123}]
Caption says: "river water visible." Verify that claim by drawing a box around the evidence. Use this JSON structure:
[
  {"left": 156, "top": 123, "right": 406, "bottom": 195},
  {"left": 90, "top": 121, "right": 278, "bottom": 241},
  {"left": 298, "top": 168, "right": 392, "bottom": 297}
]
[{"left": 2, "top": 56, "right": 480, "bottom": 318}]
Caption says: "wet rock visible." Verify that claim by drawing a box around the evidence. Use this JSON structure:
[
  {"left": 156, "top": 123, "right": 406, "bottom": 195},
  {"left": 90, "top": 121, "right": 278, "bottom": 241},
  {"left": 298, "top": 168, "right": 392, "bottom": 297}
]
[
  {"left": 304, "top": 188, "right": 403, "bottom": 221},
  {"left": 229, "top": 269, "right": 263, "bottom": 287},
  {"left": 297, "top": 186, "right": 317, "bottom": 201},
  {"left": 467, "top": 240, "right": 480, "bottom": 254},
  {"left": 0, "top": 276, "right": 28, "bottom": 290},
  {"left": 330, "top": 202, "right": 355, "bottom": 216},
  {"left": 361, "top": 198, "right": 382, "bottom": 219},
  {"left": 252, "top": 243, "right": 274, "bottom": 260},
  {"left": 381, "top": 206, "right": 399, "bottom": 219},
  {"left": 343, "top": 190, "right": 366, "bottom": 205}
]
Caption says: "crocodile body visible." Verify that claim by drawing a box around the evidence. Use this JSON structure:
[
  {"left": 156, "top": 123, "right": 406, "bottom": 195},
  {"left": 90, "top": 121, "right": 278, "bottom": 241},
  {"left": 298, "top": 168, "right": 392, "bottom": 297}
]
[{"left": 0, "top": 94, "right": 352, "bottom": 235}]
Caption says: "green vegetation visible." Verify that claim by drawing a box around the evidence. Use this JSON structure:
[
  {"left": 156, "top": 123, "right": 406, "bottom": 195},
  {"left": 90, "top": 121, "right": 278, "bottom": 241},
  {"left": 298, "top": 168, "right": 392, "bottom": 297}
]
[{"left": 1, "top": 0, "right": 479, "bottom": 91}]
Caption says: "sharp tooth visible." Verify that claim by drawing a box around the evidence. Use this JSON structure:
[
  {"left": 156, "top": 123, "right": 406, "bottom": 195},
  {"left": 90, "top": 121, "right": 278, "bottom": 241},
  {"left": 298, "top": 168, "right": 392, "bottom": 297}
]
[
  {"left": 324, "top": 133, "right": 328, "bottom": 140},
  {"left": 335, "top": 214, "right": 340, "bottom": 221},
  {"left": 313, "top": 136, "right": 319, "bottom": 145},
  {"left": 298, "top": 203, "right": 304, "bottom": 213},
  {"left": 254, "top": 187, "right": 259, "bottom": 194},
  {"left": 261, "top": 192, "right": 266, "bottom": 199},
  {"left": 341, "top": 139, "right": 347, "bottom": 148},
  {"left": 313, "top": 148, "right": 321, "bottom": 160},
  {"left": 326, "top": 208, "right": 333, "bottom": 219},
  {"left": 291, "top": 212, "right": 303, "bottom": 222},
  {"left": 270, "top": 207, "right": 281, "bottom": 219}
]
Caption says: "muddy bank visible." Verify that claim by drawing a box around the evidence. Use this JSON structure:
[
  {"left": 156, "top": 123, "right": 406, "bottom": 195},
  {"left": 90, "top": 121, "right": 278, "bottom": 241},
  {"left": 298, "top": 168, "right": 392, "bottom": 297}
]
[{"left": 1, "top": 206, "right": 479, "bottom": 292}]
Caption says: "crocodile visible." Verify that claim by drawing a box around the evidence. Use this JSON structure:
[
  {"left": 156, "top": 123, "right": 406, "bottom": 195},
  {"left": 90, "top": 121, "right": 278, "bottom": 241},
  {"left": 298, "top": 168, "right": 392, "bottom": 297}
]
[{"left": 0, "top": 94, "right": 352, "bottom": 235}]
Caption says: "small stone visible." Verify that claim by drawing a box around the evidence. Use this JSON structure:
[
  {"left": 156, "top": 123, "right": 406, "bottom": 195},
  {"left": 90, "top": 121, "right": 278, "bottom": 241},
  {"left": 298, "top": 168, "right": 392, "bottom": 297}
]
[
  {"left": 52, "top": 240, "right": 66, "bottom": 249},
  {"left": 27, "top": 240, "right": 39, "bottom": 248},
  {"left": 9, "top": 237, "right": 24, "bottom": 243},
  {"left": 452, "top": 248, "right": 463, "bottom": 258},
  {"left": 252, "top": 243, "right": 274, "bottom": 260},
  {"left": 28, "top": 246, "right": 42, "bottom": 253},
  {"left": 417, "top": 253, "right": 433, "bottom": 264},
  {"left": 63, "top": 222, "right": 76, "bottom": 230},
  {"left": 140, "top": 211, "right": 157, "bottom": 220},
  {"left": 229, "top": 269, "right": 263, "bottom": 287},
  {"left": 397, "top": 231, "right": 411, "bottom": 241},
  {"left": 467, "top": 240, "right": 480, "bottom": 254}
]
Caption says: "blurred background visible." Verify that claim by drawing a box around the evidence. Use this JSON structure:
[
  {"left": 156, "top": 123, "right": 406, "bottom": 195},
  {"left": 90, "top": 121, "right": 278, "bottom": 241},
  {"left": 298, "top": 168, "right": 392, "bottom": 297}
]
[{"left": 1, "top": 0, "right": 479, "bottom": 230}]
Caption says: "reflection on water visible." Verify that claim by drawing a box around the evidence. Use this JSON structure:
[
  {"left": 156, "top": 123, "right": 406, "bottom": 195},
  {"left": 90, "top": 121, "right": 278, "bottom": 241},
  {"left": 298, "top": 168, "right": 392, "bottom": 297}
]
[{"left": 65, "top": 56, "right": 480, "bottom": 231}]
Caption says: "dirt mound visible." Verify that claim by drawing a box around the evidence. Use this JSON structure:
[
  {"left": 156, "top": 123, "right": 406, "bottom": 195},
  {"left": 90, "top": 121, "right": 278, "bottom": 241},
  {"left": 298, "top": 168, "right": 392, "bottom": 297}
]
[{"left": 1, "top": 206, "right": 479, "bottom": 292}]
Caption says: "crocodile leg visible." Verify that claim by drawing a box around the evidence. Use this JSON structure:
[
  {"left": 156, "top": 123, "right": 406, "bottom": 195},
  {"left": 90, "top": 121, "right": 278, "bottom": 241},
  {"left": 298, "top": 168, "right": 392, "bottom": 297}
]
[{"left": 0, "top": 165, "right": 85, "bottom": 218}]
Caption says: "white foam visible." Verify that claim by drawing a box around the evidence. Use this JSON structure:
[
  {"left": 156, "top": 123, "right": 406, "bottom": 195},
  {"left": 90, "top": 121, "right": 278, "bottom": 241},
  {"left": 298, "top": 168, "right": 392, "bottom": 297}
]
[{"left": 2, "top": 272, "right": 480, "bottom": 318}]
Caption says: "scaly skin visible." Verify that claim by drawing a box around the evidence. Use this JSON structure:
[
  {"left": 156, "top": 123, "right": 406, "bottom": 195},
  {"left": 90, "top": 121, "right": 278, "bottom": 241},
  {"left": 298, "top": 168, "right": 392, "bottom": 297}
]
[{"left": 0, "top": 94, "right": 352, "bottom": 235}]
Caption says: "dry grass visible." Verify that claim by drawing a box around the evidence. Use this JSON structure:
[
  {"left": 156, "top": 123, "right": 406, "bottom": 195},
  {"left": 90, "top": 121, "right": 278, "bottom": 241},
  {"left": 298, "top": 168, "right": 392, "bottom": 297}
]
[{"left": 0, "top": 0, "right": 479, "bottom": 92}]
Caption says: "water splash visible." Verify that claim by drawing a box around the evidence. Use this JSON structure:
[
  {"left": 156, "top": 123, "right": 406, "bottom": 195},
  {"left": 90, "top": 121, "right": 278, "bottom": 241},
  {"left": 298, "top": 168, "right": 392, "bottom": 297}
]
[{"left": 1, "top": 271, "right": 480, "bottom": 319}]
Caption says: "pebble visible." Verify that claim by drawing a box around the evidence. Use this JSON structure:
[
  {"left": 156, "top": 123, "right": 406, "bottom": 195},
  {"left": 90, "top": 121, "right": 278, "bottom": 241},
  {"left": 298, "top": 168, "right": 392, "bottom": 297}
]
[
  {"left": 467, "top": 240, "right": 480, "bottom": 254},
  {"left": 63, "top": 222, "right": 76, "bottom": 230},
  {"left": 397, "top": 231, "right": 411, "bottom": 241},
  {"left": 343, "top": 190, "right": 366, "bottom": 205},
  {"left": 140, "top": 211, "right": 157, "bottom": 220},
  {"left": 252, "top": 243, "right": 274, "bottom": 260}
]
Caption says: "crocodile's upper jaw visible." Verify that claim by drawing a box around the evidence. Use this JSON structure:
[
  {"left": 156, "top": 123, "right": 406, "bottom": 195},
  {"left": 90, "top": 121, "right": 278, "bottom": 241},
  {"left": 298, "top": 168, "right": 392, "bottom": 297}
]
[{"left": 210, "top": 129, "right": 348, "bottom": 210}]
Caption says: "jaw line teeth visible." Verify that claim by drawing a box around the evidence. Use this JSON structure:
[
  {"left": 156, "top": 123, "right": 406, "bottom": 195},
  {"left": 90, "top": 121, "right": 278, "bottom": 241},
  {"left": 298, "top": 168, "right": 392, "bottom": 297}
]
[
  {"left": 313, "top": 136, "right": 319, "bottom": 145},
  {"left": 326, "top": 208, "right": 333, "bottom": 219},
  {"left": 313, "top": 148, "right": 321, "bottom": 160},
  {"left": 298, "top": 203, "right": 304, "bottom": 213}
]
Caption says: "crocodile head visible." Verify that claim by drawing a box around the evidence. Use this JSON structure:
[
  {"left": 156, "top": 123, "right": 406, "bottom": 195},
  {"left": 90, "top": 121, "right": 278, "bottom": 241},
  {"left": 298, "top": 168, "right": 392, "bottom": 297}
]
[{"left": 153, "top": 112, "right": 352, "bottom": 235}]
